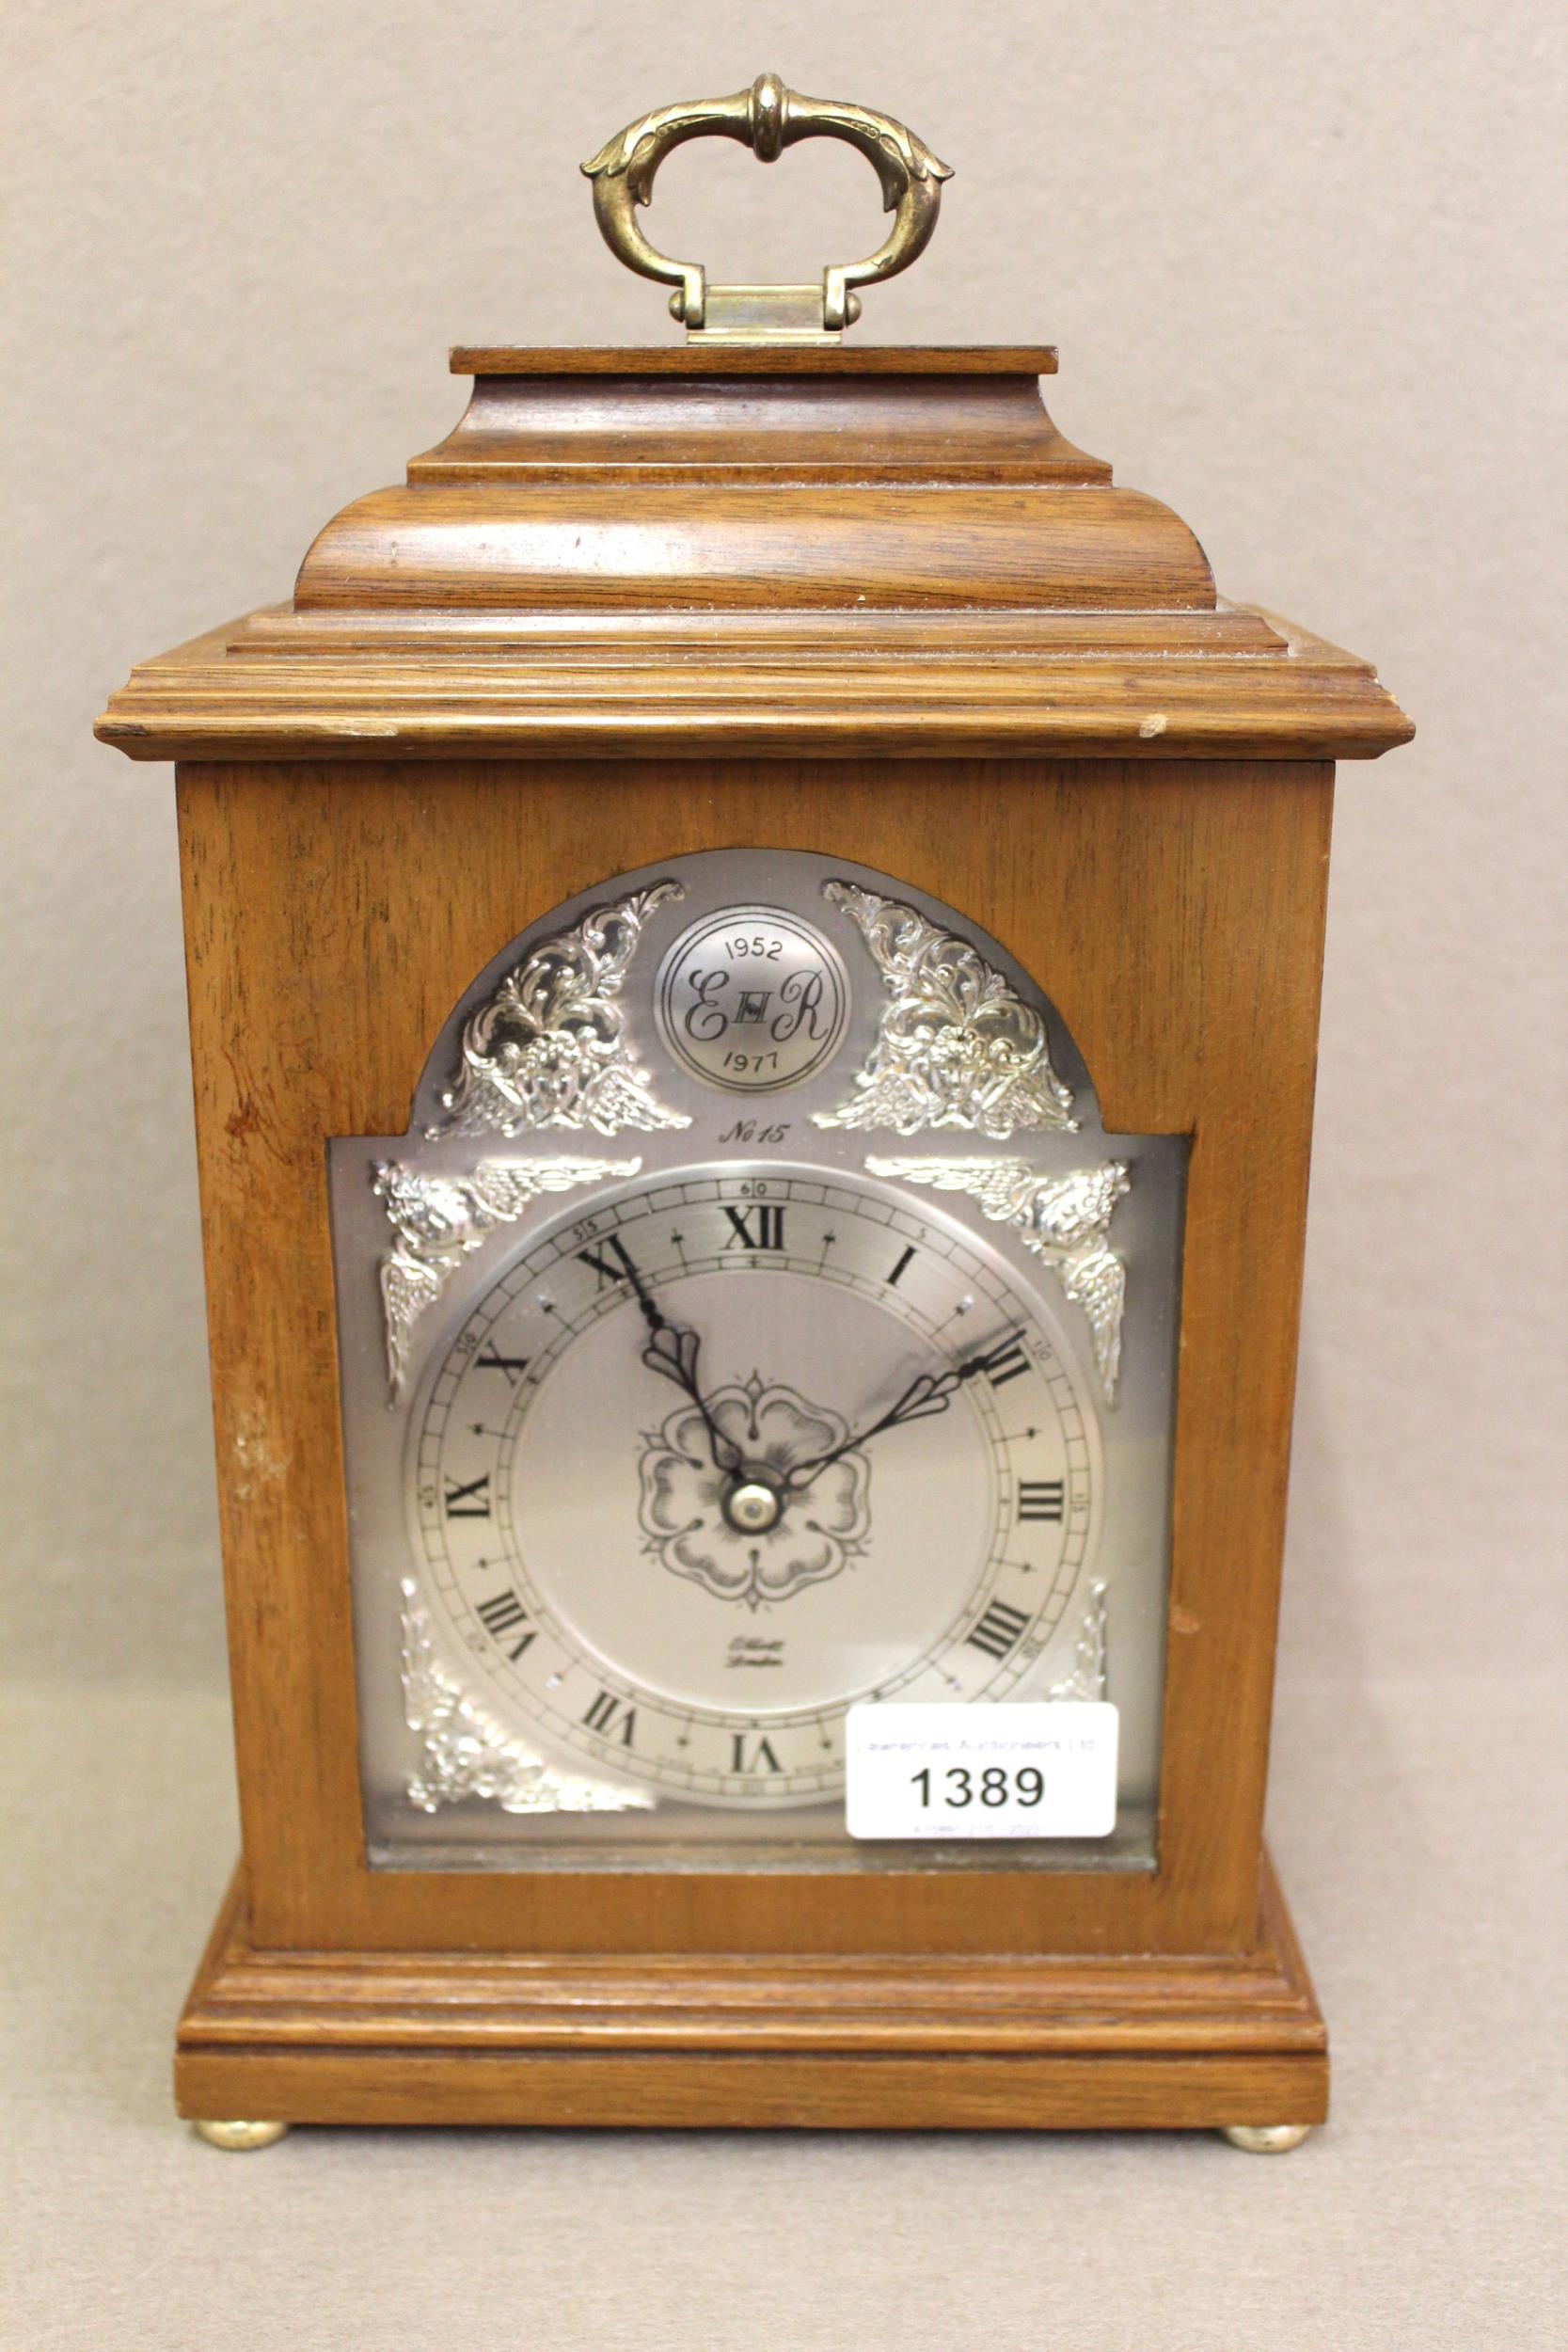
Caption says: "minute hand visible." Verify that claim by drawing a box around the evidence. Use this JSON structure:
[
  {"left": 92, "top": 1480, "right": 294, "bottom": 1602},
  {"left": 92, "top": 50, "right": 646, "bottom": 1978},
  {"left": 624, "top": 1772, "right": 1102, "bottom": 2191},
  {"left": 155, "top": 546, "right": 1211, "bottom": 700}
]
[{"left": 779, "top": 1328, "right": 1027, "bottom": 1495}]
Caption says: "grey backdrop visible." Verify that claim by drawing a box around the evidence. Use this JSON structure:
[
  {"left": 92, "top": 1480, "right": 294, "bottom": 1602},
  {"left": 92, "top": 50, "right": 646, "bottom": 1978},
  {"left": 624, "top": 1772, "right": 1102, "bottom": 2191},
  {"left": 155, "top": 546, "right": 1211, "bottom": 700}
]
[{"left": 4, "top": 3, "right": 1563, "bottom": 2346}]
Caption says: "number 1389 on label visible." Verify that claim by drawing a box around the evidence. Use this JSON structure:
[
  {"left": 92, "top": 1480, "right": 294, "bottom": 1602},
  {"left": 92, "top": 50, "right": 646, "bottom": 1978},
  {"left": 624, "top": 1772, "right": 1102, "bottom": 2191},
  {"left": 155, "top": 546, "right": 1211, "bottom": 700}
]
[{"left": 846, "top": 1702, "right": 1119, "bottom": 1839}]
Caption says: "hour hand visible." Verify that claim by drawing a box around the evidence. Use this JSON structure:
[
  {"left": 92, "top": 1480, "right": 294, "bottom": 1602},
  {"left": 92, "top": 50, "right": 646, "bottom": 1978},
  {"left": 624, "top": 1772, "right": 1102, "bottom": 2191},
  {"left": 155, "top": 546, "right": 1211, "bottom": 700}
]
[
  {"left": 640, "top": 1314, "right": 702, "bottom": 1394},
  {"left": 616, "top": 1253, "right": 740, "bottom": 1473}
]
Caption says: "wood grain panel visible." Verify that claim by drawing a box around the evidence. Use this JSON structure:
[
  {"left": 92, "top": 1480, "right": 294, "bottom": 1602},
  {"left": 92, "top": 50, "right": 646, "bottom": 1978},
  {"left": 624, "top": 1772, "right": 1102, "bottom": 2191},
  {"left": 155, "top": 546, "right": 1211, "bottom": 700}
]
[
  {"left": 174, "top": 1858, "right": 1327, "bottom": 2130},
  {"left": 447, "top": 345, "right": 1062, "bottom": 375},
  {"left": 177, "top": 2049, "right": 1328, "bottom": 2132},
  {"left": 408, "top": 368, "right": 1109, "bottom": 483},
  {"left": 101, "top": 608, "right": 1410, "bottom": 763},
  {"left": 292, "top": 483, "right": 1214, "bottom": 612}
]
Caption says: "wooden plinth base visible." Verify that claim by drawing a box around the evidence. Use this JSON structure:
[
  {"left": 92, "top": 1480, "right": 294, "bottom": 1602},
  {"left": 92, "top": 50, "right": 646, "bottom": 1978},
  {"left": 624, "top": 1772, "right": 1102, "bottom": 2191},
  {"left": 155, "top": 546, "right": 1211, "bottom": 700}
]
[{"left": 175, "top": 1853, "right": 1326, "bottom": 2134}]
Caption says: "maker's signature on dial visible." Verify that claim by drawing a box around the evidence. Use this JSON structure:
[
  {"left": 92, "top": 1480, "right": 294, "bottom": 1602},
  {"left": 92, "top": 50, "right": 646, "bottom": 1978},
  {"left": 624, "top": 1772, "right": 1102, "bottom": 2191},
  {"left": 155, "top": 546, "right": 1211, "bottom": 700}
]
[{"left": 727, "top": 1635, "right": 785, "bottom": 1670}]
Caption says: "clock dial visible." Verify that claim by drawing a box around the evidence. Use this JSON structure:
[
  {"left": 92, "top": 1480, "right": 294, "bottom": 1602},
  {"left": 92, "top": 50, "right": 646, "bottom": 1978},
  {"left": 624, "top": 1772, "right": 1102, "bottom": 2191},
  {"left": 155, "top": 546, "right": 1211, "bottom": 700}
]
[
  {"left": 410, "top": 1168, "right": 1099, "bottom": 1806},
  {"left": 332, "top": 846, "right": 1186, "bottom": 1865}
]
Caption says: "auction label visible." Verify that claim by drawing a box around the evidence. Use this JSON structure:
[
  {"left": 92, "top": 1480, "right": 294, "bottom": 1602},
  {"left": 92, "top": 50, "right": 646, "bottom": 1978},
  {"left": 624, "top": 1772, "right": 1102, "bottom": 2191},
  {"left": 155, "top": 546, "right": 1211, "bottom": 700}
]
[{"left": 846, "top": 1702, "right": 1118, "bottom": 1839}]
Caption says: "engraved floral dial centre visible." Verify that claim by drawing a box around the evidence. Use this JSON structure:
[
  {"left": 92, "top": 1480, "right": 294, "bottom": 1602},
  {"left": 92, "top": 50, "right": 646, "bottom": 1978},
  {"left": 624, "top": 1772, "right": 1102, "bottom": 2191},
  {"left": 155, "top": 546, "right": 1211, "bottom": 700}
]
[{"left": 637, "top": 1374, "right": 871, "bottom": 1608}]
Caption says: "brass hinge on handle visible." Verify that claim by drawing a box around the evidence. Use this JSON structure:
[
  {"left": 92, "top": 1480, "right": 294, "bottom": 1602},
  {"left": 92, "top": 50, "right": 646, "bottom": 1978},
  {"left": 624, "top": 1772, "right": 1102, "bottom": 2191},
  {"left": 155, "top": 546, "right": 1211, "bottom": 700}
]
[{"left": 581, "top": 72, "right": 953, "bottom": 344}]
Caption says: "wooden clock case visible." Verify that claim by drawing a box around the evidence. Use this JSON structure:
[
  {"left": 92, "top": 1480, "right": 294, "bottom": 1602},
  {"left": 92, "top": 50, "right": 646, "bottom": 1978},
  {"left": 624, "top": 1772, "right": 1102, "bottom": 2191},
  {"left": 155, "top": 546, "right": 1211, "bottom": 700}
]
[{"left": 99, "top": 343, "right": 1412, "bottom": 2135}]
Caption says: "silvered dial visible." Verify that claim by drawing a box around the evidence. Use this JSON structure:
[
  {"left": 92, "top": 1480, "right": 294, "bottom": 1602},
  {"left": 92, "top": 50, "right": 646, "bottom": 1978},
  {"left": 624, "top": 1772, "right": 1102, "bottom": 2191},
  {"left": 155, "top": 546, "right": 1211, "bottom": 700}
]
[{"left": 410, "top": 1165, "right": 1101, "bottom": 1806}]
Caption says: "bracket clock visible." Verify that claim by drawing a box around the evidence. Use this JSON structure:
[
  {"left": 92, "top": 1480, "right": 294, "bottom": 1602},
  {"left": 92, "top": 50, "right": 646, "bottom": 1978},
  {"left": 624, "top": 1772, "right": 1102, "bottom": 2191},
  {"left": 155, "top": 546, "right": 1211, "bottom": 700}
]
[{"left": 98, "top": 76, "right": 1413, "bottom": 2150}]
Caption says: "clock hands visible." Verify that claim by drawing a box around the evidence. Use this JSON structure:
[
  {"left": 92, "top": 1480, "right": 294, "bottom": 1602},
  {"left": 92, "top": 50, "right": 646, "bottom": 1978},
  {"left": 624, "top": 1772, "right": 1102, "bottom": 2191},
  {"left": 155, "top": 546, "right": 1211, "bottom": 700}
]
[
  {"left": 777, "top": 1327, "right": 1027, "bottom": 1494},
  {"left": 610, "top": 1241, "right": 1025, "bottom": 1510}
]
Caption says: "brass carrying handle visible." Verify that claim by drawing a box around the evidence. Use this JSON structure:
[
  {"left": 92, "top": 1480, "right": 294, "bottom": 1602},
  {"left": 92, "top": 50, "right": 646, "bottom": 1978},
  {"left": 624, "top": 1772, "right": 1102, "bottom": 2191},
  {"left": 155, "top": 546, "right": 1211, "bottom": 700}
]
[{"left": 581, "top": 72, "right": 953, "bottom": 337}]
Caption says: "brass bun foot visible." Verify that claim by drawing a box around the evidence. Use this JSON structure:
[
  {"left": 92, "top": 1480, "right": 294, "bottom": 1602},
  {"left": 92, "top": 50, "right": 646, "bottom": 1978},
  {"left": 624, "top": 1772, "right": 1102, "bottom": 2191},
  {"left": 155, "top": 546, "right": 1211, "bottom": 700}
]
[
  {"left": 1222, "top": 2122, "right": 1313, "bottom": 2154},
  {"left": 192, "top": 2118, "right": 290, "bottom": 2151}
]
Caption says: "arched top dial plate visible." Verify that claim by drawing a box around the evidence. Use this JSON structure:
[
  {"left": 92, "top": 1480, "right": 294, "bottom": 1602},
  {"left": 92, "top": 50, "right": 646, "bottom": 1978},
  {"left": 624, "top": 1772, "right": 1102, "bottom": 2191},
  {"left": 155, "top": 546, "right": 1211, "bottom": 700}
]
[{"left": 328, "top": 846, "right": 1187, "bottom": 1867}]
